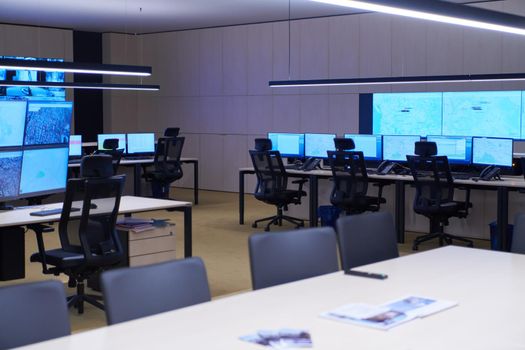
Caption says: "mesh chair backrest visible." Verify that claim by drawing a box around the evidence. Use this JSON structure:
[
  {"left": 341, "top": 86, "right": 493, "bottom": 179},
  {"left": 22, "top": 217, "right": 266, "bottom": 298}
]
[
  {"left": 336, "top": 212, "right": 399, "bottom": 270},
  {"left": 154, "top": 137, "right": 184, "bottom": 179},
  {"left": 407, "top": 155, "right": 454, "bottom": 214},
  {"left": 164, "top": 127, "right": 180, "bottom": 137},
  {"left": 0, "top": 280, "right": 70, "bottom": 349},
  {"left": 59, "top": 175, "right": 125, "bottom": 266},
  {"left": 327, "top": 150, "right": 369, "bottom": 205},
  {"left": 101, "top": 257, "right": 211, "bottom": 325},
  {"left": 249, "top": 227, "right": 339, "bottom": 290},
  {"left": 249, "top": 150, "right": 288, "bottom": 195}
]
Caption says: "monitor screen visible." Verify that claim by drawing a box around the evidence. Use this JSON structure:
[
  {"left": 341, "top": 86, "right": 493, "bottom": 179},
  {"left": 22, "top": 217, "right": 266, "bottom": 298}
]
[
  {"left": 344, "top": 134, "right": 382, "bottom": 161},
  {"left": 304, "top": 133, "right": 336, "bottom": 158},
  {"left": 19, "top": 147, "right": 69, "bottom": 197},
  {"left": 0, "top": 101, "right": 27, "bottom": 147},
  {"left": 472, "top": 137, "right": 513, "bottom": 167},
  {"left": 24, "top": 101, "right": 72, "bottom": 145},
  {"left": 426, "top": 136, "right": 472, "bottom": 165},
  {"left": 0, "top": 150, "right": 23, "bottom": 200},
  {"left": 69, "top": 135, "right": 82, "bottom": 157},
  {"left": 382, "top": 135, "right": 421, "bottom": 162},
  {"left": 267, "top": 133, "right": 305, "bottom": 157},
  {"left": 127, "top": 133, "right": 155, "bottom": 154},
  {"left": 98, "top": 133, "right": 126, "bottom": 151}
]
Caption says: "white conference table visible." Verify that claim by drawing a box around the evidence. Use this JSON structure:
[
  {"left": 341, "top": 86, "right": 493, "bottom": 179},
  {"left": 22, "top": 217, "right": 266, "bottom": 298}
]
[{"left": 18, "top": 246, "right": 525, "bottom": 349}]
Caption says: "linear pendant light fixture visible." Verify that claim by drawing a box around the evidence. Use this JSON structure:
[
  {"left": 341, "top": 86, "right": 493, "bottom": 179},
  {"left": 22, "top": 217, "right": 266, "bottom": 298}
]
[
  {"left": 0, "top": 80, "right": 160, "bottom": 91},
  {"left": 311, "top": 0, "right": 525, "bottom": 36},
  {"left": 0, "top": 58, "right": 151, "bottom": 76},
  {"left": 270, "top": 0, "right": 525, "bottom": 88}
]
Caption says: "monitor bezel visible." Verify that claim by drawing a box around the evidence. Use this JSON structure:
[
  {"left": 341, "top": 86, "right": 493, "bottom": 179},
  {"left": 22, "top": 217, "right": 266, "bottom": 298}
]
[
  {"left": 126, "top": 132, "right": 156, "bottom": 155},
  {"left": 267, "top": 132, "right": 305, "bottom": 158},
  {"left": 426, "top": 135, "right": 473, "bottom": 165},
  {"left": 471, "top": 136, "right": 514, "bottom": 167}
]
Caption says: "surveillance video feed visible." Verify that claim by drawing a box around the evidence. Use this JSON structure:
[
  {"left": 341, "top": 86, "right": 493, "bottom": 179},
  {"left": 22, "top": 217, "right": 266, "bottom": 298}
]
[
  {"left": 0, "top": 151, "right": 22, "bottom": 199},
  {"left": 24, "top": 102, "right": 72, "bottom": 145}
]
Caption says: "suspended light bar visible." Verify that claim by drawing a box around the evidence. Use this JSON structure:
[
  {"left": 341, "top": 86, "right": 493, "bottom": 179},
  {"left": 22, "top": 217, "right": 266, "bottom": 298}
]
[
  {"left": 0, "top": 58, "right": 152, "bottom": 76},
  {"left": 311, "top": 0, "right": 525, "bottom": 36},
  {"left": 269, "top": 73, "right": 525, "bottom": 87},
  {"left": 0, "top": 80, "right": 160, "bottom": 91}
]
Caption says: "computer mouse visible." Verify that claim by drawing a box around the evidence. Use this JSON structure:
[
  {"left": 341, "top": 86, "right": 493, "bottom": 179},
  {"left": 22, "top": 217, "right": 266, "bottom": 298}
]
[{"left": 90, "top": 203, "right": 98, "bottom": 209}]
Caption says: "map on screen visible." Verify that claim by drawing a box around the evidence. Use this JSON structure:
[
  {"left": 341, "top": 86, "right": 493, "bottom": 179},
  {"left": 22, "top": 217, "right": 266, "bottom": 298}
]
[
  {"left": 427, "top": 136, "right": 471, "bottom": 164},
  {"left": 0, "top": 101, "right": 27, "bottom": 147},
  {"left": 373, "top": 92, "right": 442, "bottom": 136},
  {"left": 268, "top": 133, "right": 304, "bottom": 157},
  {"left": 383, "top": 135, "right": 420, "bottom": 161},
  {"left": 0, "top": 151, "right": 22, "bottom": 199},
  {"left": 19, "top": 148, "right": 69, "bottom": 195},
  {"left": 345, "top": 134, "right": 381, "bottom": 160},
  {"left": 305, "top": 134, "right": 335, "bottom": 158},
  {"left": 24, "top": 102, "right": 72, "bottom": 145},
  {"left": 472, "top": 137, "right": 513, "bottom": 167},
  {"left": 443, "top": 91, "right": 521, "bottom": 138}
]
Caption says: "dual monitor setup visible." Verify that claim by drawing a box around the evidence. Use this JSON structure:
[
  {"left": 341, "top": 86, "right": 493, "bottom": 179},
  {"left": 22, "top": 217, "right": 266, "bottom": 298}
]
[
  {"left": 69, "top": 133, "right": 156, "bottom": 158},
  {"left": 0, "top": 100, "right": 72, "bottom": 207},
  {"left": 267, "top": 132, "right": 514, "bottom": 171}
]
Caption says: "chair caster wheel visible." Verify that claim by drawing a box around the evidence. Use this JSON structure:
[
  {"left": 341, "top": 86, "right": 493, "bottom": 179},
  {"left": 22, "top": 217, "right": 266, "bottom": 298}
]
[{"left": 252, "top": 223, "right": 257, "bottom": 228}]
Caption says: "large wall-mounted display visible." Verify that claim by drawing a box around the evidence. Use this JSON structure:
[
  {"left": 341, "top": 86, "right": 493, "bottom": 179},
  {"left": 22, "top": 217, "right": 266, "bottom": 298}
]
[
  {"left": 368, "top": 90, "right": 525, "bottom": 139},
  {"left": 0, "top": 100, "right": 72, "bottom": 205},
  {"left": 0, "top": 56, "right": 66, "bottom": 101}
]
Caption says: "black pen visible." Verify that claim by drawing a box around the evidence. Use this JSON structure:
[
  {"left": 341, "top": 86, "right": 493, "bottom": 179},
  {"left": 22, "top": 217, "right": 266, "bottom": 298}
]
[{"left": 345, "top": 269, "right": 388, "bottom": 280}]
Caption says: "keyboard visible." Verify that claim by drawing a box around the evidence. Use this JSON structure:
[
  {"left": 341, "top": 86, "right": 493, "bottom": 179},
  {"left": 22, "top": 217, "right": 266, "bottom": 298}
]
[
  {"left": 123, "top": 156, "right": 154, "bottom": 160},
  {"left": 69, "top": 158, "right": 82, "bottom": 164},
  {"left": 29, "top": 207, "right": 80, "bottom": 217},
  {"left": 452, "top": 172, "right": 474, "bottom": 180}
]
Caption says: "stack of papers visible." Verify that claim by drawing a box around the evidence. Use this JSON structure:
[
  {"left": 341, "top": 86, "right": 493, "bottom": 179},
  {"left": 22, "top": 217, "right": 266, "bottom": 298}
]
[
  {"left": 321, "top": 295, "right": 457, "bottom": 330},
  {"left": 240, "top": 329, "right": 312, "bottom": 348},
  {"left": 116, "top": 217, "right": 155, "bottom": 232}
]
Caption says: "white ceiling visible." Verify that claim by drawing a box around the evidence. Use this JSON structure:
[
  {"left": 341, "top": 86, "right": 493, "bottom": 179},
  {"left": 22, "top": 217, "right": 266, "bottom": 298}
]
[{"left": 0, "top": 0, "right": 495, "bottom": 34}]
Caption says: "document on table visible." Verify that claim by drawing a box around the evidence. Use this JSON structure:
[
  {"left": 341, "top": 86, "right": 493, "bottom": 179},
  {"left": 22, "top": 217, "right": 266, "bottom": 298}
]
[{"left": 321, "top": 295, "right": 458, "bottom": 330}]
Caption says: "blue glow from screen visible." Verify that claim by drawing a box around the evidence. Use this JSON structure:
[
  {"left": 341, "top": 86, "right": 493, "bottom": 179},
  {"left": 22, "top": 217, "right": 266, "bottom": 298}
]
[
  {"left": 304, "top": 133, "right": 336, "bottom": 158},
  {"left": 472, "top": 137, "right": 513, "bottom": 167},
  {"left": 383, "top": 135, "right": 421, "bottom": 162},
  {"left": 344, "top": 134, "right": 382, "bottom": 161},
  {"left": 267, "top": 133, "right": 305, "bottom": 157}
]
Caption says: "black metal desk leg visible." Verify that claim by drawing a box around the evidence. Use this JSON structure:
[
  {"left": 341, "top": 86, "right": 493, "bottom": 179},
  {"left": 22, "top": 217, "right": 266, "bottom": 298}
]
[
  {"left": 133, "top": 164, "right": 142, "bottom": 196},
  {"left": 309, "top": 175, "right": 318, "bottom": 227},
  {"left": 497, "top": 186, "right": 509, "bottom": 252},
  {"left": 395, "top": 180, "right": 406, "bottom": 244},
  {"left": 239, "top": 171, "right": 245, "bottom": 225},
  {"left": 184, "top": 207, "right": 192, "bottom": 257},
  {"left": 193, "top": 161, "right": 199, "bottom": 205}
]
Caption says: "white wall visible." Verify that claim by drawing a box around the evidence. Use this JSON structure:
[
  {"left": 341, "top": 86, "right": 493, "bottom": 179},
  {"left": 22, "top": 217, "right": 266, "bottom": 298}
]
[{"left": 103, "top": 0, "right": 525, "bottom": 194}]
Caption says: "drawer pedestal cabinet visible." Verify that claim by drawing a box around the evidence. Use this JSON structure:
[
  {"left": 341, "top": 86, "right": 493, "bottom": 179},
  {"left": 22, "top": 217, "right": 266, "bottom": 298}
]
[{"left": 124, "top": 224, "right": 177, "bottom": 267}]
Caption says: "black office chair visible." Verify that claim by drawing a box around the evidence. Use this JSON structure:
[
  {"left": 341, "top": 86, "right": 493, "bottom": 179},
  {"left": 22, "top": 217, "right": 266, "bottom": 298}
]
[
  {"left": 30, "top": 155, "right": 126, "bottom": 314},
  {"left": 101, "top": 257, "right": 211, "bottom": 325},
  {"left": 164, "top": 127, "right": 180, "bottom": 137},
  {"left": 249, "top": 227, "right": 339, "bottom": 290},
  {"left": 249, "top": 138, "right": 307, "bottom": 231},
  {"left": 335, "top": 211, "right": 399, "bottom": 270},
  {"left": 0, "top": 280, "right": 70, "bottom": 349},
  {"left": 327, "top": 141, "right": 385, "bottom": 214},
  {"left": 144, "top": 136, "right": 185, "bottom": 199},
  {"left": 95, "top": 138, "right": 124, "bottom": 175},
  {"left": 407, "top": 141, "right": 474, "bottom": 250}
]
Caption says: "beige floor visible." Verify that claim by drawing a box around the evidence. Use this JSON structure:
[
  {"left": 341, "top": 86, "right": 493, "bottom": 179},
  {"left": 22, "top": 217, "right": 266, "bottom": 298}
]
[{"left": 0, "top": 188, "right": 490, "bottom": 333}]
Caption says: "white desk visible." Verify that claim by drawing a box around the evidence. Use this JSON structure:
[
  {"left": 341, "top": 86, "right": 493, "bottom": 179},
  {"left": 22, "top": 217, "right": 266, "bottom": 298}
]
[
  {"left": 239, "top": 167, "right": 525, "bottom": 250},
  {"left": 18, "top": 246, "right": 525, "bottom": 349},
  {"left": 0, "top": 196, "right": 192, "bottom": 280}
]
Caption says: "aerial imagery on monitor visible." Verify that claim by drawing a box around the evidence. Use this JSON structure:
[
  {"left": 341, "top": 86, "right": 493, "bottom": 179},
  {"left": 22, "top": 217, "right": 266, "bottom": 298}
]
[
  {"left": 0, "top": 152, "right": 22, "bottom": 198},
  {"left": 24, "top": 103, "right": 71, "bottom": 145}
]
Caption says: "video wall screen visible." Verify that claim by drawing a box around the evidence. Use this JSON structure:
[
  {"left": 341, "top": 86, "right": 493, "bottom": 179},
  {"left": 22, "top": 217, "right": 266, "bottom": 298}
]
[
  {"left": 368, "top": 90, "right": 525, "bottom": 139},
  {"left": 0, "top": 56, "right": 66, "bottom": 101}
]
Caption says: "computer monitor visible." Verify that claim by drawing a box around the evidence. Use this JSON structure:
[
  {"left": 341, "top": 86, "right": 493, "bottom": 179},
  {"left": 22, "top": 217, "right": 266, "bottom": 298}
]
[
  {"left": 304, "top": 133, "right": 336, "bottom": 159},
  {"left": 0, "top": 101, "right": 27, "bottom": 147},
  {"left": 267, "top": 133, "right": 305, "bottom": 158},
  {"left": 0, "top": 150, "right": 23, "bottom": 201},
  {"left": 126, "top": 133, "right": 155, "bottom": 155},
  {"left": 24, "top": 101, "right": 72, "bottom": 145},
  {"left": 98, "top": 133, "right": 126, "bottom": 151},
  {"left": 344, "top": 134, "right": 383, "bottom": 161},
  {"left": 472, "top": 137, "right": 513, "bottom": 167},
  {"left": 426, "top": 136, "right": 472, "bottom": 165},
  {"left": 382, "top": 135, "right": 421, "bottom": 162},
  {"left": 69, "top": 135, "right": 82, "bottom": 157},
  {"left": 19, "top": 147, "right": 69, "bottom": 197}
]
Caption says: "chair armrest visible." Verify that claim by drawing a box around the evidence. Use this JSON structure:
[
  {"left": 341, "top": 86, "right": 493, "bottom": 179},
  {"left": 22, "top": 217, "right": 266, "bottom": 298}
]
[
  {"left": 292, "top": 178, "right": 308, "bottom": 192},
  {"left": 27, "top": 224, "right": 55, "bottom": 275}
]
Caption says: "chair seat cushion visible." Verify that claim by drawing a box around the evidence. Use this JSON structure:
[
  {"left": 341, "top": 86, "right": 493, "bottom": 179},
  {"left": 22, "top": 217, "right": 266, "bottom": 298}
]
[
  {"left": 255, "top": 190, "right": 306, "bottom": 205},
  {"left": 30, "top": 249, "right": 84, "bottom": 269}
]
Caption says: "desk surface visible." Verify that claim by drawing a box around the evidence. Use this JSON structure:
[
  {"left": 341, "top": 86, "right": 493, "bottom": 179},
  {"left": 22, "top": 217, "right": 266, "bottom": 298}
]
[
  {"left": 18, "top": 246, "right": 525, "bottom": 349},
  {"left": 0, "top": 196, "right": 191, "bottom": 228}
]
